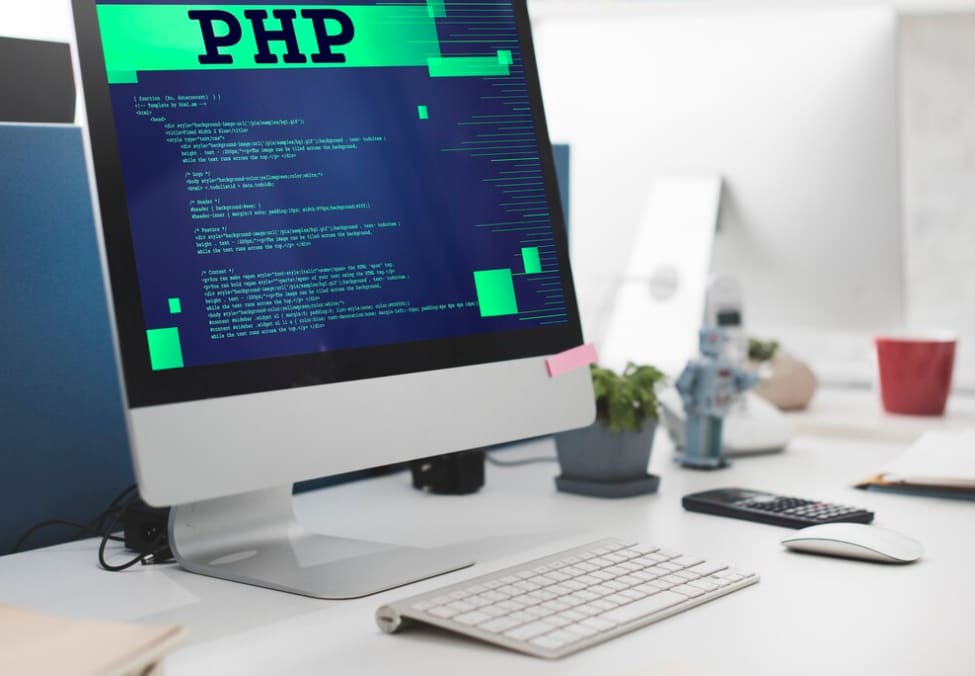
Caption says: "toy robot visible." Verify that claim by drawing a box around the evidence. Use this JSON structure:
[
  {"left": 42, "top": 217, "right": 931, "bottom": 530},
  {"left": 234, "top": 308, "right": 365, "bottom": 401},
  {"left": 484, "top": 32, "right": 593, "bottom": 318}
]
[{"left": 674, "top": 327, "right": 759, "bottom": 469}]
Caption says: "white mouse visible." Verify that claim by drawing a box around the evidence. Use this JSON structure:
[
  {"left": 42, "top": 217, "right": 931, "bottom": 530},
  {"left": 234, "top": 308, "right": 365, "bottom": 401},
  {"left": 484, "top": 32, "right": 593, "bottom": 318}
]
[{"left": 781, "top": 523, "right": 923, "bottom": 563}]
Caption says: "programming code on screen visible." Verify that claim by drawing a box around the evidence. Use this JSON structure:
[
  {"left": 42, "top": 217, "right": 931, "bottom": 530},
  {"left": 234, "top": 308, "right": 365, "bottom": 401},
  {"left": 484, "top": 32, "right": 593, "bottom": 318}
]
[{"left": 97, "top": 0, "right": 568, "bottom": 370}]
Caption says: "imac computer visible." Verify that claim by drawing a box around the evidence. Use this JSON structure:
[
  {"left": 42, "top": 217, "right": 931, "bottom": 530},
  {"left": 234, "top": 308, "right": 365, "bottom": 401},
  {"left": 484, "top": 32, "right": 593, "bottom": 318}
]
[
  {"left": 71, "top": 0, "right": 593, "bottom": 598},
  {"left": 533, "top": 6, "right": 904, "bottom": 381}
]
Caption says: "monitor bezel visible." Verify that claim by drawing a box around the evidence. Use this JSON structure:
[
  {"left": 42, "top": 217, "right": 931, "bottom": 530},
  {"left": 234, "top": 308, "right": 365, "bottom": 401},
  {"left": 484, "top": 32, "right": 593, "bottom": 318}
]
[{"left": 72, "top": 0, "right": 583, "bottom": 409}]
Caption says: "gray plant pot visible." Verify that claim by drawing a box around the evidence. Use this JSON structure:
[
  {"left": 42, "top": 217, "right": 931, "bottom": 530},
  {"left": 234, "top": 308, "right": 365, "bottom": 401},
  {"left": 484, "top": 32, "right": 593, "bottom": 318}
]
[{"left": 554, "top": 420, "right": 660, "bottom": 498}]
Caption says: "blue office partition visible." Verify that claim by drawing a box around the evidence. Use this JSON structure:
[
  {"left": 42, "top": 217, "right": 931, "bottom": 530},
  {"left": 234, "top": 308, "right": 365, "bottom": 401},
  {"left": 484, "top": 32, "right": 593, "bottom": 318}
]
[{"left": 0, "top": 124, "right": 135, "bottom": 553}]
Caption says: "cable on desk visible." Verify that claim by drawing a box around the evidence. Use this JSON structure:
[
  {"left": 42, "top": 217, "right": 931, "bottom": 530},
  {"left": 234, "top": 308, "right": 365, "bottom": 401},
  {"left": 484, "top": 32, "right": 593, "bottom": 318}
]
[
  {"left": 10, "top": 484, "right": 138, "bottom": 553},
  {"left": 10, "top": 483, "right": 175, "bottom": 571},
  {"left": 486, "top": 452, "right": 558, "bottom": 467}
]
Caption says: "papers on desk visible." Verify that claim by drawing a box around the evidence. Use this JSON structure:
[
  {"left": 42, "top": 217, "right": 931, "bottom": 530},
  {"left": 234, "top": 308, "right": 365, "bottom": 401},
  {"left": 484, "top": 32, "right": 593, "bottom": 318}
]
[
  {"left": 0, "top": 604, "right": 186, "bottom": 676},
  {"left": 857, "top": 429, "right": 975, "bottom": 499}
]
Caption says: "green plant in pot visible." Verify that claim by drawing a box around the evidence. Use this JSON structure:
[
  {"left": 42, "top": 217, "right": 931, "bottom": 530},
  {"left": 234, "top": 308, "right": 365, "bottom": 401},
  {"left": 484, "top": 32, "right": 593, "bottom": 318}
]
[{"left": 554, "top": 362, "right": 666, "bottom": 498}]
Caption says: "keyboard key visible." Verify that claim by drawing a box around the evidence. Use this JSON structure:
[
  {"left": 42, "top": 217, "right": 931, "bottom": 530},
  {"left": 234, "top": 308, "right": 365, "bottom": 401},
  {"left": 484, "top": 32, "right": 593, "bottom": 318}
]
[
  {"left": 687, "top": 579, "right": 719, "bottom": 593},
  {"left": 599, "top": 591, "right": 687, "bottom": 624},
  {"left": 563, "top": 622, "right": 599, "bottom": 639},
  {"left": 479, "top": 616, "right": 522, "bottom": 634},
  {"left": 670, "top": 584, "right": 705, "bottom": 598},
  {"left": 671, "top": 555, "right": 704, "bottom": 568},
  {"left": 529, "top": 634, "right": 569, "bottom": 651},
  {"left": 428, "top": 605, "right": 459, "bottom": 619},
  {"left": 497, "top": 599, "right": 529, "bottom": 612},
  {"left": 687, "top": 562, "right": 727, "bottom": 577},
  {"left": 507, "top": 611, "right": 536, "bottom": 624},
  {"left": 481, "top": 590, "right": 508, "bottom": 602},
  {"left": 628, "top": 543, "right": 659, "bottom": 555},
  {"left": 466, "top": 595, "right": 494, "bottom": 608},
  {"left": 504, "top": 621, "right": 556, "bottom": 641},
  {"left": 446, "top": 601, "right": 476, "bottom": 613},
  {"left": 546, "top": 629, "right": 583, "bottom": 645},
  {"left": 481, "top": 604, "right": 508, "bottom": 617},
  {"left": 580, "top": 616, "right": 617, "bottom": 632},
  {"left": 571, "top": 590, "right": 599, "bottom": 602},
  {"left": 555, "top": 609, "right": 586, "bottom": 623},
  {"left": 528, "top": 589, "right": 557, "bottom": 602},
  {"left": 543, "top": 613, "right": 573, "bottom": 627},
  {"left": 635, "top": 583, "right": 664, "bottom": 595},
  {"left": 574, "top": 603, "right": 604, "bottom": 617},
  {"left": 454, "top": 611, "right": 491, "bottom": 626}
]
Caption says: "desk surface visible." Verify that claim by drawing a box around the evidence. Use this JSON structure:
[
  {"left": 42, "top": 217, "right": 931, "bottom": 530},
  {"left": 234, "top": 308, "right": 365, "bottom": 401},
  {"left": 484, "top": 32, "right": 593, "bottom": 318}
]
[{"left": 1, "top": 388, "right": 973, "bottom": 675}]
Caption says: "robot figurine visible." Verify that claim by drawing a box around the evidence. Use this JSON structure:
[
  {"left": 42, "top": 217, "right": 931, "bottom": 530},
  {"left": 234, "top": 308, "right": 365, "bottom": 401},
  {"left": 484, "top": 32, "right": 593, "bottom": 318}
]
[{"left": 674, "top": 327, "right": 759, "bottom": 469}]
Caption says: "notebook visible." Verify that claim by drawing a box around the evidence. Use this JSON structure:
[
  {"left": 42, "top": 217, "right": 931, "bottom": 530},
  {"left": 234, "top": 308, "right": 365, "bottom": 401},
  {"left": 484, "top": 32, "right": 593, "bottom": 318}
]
[
  {"left": 857, "top": 429, "right": 975, "bottom": 499},
  {"left": 0, "top": 604, "right": 185, "bottom": 676}
]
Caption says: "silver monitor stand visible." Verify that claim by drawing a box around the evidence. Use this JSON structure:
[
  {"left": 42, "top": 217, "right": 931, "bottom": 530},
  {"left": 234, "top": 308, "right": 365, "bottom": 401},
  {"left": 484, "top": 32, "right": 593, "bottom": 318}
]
[{"left": 169, "top": 486, "right": 473, "bottom": 599}]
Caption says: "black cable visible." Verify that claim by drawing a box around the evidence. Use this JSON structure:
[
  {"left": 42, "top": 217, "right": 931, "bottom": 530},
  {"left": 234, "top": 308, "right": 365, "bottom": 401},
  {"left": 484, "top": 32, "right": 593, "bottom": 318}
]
[
  {"left": 90, "top": 484, "right": 138, "bottom": 534},
  {"left": 11, "top": 482, "right": 174, "bottom": 570},
  {"left": 96, "top": 492, "right": 171, "bottom": 571}
]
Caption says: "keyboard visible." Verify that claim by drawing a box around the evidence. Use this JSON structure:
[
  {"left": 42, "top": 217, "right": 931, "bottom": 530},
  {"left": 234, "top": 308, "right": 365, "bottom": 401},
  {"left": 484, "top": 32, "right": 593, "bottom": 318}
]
[{"left": 376, "top": 538, "right": 758, "bottom": 659}]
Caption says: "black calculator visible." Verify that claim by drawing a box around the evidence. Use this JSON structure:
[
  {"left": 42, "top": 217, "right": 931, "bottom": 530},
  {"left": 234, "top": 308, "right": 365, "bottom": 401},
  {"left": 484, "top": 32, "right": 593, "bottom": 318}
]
[{"left": 682, "top": 488, "right": 875, "bottom": 529}]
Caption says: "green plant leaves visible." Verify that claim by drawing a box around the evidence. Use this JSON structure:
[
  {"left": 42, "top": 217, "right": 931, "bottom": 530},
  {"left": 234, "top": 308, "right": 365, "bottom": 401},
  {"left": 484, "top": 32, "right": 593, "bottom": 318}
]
[
  {"left": 590, "top": 362, "right": 667, "bottom": 433},
  {"left": 747, "top": 337, "right": 779, "bottom": 362}
]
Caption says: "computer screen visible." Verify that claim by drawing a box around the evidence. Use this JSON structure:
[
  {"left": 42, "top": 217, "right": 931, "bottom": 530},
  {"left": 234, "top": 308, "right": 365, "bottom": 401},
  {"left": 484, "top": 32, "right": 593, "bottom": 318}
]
[{"left": 72, "top": 0, "right": 593, "bottom": 597}]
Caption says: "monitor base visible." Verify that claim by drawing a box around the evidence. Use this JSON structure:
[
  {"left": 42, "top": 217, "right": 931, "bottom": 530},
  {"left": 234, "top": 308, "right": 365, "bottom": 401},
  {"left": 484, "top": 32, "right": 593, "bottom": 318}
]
[{"left": 167, "top": 486, "right": 474, "bottom": 599}]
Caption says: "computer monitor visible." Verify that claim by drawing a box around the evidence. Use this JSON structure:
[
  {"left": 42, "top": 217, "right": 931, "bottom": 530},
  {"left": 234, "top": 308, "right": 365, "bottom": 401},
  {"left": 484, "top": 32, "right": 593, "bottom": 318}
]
[
  {"left": 71, "top": 0, "right": 592, "bottom": 598},
  {"left": 533, "top": 5, "right": 903, "bottom": 378}
]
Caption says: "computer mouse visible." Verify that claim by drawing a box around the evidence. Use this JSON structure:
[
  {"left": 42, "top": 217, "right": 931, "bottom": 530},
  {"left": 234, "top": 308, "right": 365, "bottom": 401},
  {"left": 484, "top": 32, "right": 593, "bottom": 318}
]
[{"left": 781, "top": 523, "right": 923, "bottom": 563}]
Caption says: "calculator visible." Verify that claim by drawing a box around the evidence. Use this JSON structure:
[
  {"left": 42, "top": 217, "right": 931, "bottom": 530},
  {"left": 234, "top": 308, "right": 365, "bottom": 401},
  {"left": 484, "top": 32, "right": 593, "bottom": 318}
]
[{"left": 682, "top": 488, "right": 875, "bottom": 528}]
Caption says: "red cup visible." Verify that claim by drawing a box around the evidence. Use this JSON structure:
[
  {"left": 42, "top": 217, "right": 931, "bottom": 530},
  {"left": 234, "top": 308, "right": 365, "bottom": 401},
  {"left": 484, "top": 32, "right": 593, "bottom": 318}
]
[{"left": 875, "top": 332, "right": 957, "bottom": 416}]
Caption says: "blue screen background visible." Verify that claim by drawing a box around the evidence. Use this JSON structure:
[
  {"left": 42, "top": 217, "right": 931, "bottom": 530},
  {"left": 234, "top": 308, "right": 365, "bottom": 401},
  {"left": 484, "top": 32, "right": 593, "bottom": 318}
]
[{"left": 103, "top": 0, "right": 569, "bottom": 369}]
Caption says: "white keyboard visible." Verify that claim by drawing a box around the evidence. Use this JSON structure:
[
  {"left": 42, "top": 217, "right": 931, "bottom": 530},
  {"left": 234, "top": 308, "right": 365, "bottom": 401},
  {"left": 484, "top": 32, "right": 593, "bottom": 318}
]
[{"left": 376, "top": 538, "right": 759, "bottom": 658}]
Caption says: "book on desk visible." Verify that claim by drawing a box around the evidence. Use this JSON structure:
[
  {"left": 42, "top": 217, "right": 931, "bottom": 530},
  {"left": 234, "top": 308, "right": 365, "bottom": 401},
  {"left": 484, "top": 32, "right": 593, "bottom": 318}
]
[
  {"left": 857, "top": 429, "right": 975, "bottom": 500},
  {"left": 0, "top": 604, "right": 185, "bottom": 676}
]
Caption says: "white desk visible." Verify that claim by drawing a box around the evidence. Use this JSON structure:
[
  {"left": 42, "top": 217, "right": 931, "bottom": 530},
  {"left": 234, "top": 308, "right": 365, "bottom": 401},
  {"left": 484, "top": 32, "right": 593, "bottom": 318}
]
[{"left": 1, "top": 388, "right": 973, "bottom": 675}]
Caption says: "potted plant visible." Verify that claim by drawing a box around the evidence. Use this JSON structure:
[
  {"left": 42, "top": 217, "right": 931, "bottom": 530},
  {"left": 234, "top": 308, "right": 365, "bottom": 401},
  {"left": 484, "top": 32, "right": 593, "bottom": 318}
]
[
  {"left": 554, "top": 362, "right": 666, "bottom": 497},
  {"left": 747, "top": 338, "right": 817, "bottom": 411}
]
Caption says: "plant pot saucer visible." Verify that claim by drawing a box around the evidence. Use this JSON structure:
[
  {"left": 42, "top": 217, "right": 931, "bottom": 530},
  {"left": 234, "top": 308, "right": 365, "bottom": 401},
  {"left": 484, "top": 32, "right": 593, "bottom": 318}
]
[{"left": 554, "top": 472, "right": 660, "bottom": 498}]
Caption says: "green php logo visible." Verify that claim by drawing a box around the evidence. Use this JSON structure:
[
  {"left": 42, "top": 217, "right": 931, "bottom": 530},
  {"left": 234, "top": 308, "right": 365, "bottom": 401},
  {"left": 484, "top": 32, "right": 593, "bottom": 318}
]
[{"left": 189, "top": 9, "right": 355, "bottom": 64}]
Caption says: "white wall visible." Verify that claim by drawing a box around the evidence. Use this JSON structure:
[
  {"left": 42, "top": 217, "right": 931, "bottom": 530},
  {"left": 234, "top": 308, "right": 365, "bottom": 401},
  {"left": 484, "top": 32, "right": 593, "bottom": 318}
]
[
  {"left": 1, "top": 1, "right": 72, "bottom": 42},
  {"left": 900, "top": 13, "right": 975, "bottom": 386}
]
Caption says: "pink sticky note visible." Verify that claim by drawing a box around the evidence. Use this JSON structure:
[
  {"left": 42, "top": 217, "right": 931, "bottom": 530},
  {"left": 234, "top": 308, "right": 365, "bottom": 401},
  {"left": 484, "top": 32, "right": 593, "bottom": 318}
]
[{"left": 546, "top": 343, "right": 598, "bottom": 378}]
